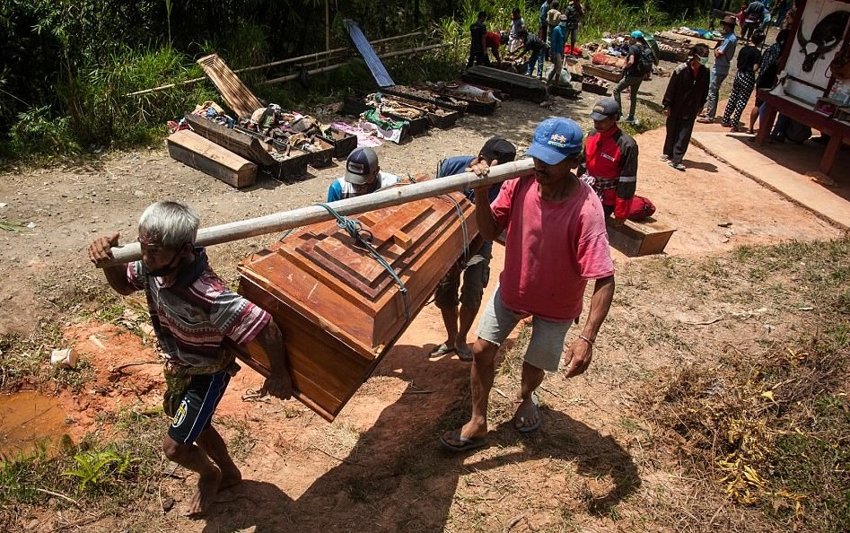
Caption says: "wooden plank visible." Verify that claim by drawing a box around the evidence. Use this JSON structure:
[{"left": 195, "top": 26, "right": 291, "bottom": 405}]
[
  {"left": 184, "top": 114, "right": 278, "bottom": 166},
  {"left": 166, "top": 130, "right": 257, "bottom": 188},
  {"left": 237, "top": 190, "right": 478, "bottom": 420},
  {"left": 197, "top": 54, "right": 264, "bottom": 119},
  {"left": 606, "top": 218, "right": 676, "bottom": 257}
]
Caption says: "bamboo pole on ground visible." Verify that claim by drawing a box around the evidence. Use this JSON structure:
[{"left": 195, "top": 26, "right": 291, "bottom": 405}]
[{"left": 96, "top": 159, "right": 535, "bottom": 267}]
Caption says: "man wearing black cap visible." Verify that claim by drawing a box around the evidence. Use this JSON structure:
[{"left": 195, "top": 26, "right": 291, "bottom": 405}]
[
  {"left": 580, "top": 97, "right": 639, "bottom": 220},
  {"left": 430, "top": 137, "right": 517, "bottom": 362},
  {"left": 326, "top": 147, "right": 400, "bottom": 202},
  {"left": 440, "top": 118, "right": 615, "bottom": 452}
]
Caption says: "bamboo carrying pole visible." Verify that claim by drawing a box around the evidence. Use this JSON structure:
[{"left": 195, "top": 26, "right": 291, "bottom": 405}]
[{"left": 97, "top": 159, "right": 535, "bottom": 267}]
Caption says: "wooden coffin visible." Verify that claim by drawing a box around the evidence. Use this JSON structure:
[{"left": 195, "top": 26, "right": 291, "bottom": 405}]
[
  {"left": 581, "top": 64, "right": 623, "bottom": 83},
  {"left": 232, "top": 126, "right": 311, "bottom": 182},
  {"left": 184, "top": 114, "right": 279, "bottom": 167},
  {"left": 167, "top": 129, "right": 257, "bottom": 188},
  {"left": 321, "top": 127, "right": 358, "bottom": 159},
  {"left": 304, "top": 137, "right": 335, "bottom": 168},
  {"left": 462, "top": 65, "right": 548, "bottom": 103},
  {"left": 606, "top": 218, "right": 676, "bottom": 257},
  {"left": 236, "top": 190, "right": 478, "bottom": 421},
  {"left": 382, "top": 85, "right": 468, "bottom": 115}
]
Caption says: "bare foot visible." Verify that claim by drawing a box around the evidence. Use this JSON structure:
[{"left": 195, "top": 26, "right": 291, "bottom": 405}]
[
  {"left": 219, "top": 465, "right": 242, "bottom": 491},
  {"left": 513, "top": 395, "right": 542, "bottom": 433},
  {"left": 187, "top": 468, "right": 221, "bottom": 517}
]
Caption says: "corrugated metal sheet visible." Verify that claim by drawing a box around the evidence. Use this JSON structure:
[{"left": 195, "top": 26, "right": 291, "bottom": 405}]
[{"left": 344, "top": 19, "right": 395, "bottom": 88}]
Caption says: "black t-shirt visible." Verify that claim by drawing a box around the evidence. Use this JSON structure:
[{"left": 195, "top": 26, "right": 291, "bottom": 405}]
[
  {"left": 470, "top": 21, "right": 486, "bottom": 52},
  {"left": 624, "top": 44, "right": 644, "bottom": 77},
  {"left": 737, "top": 45, "right": 762, "bottom": 74},
  {"left": 524, "top": 34, "right": 546, "bottom": 53}
]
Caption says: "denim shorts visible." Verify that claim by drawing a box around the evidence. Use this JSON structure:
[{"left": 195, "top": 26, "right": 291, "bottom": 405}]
[{"left": 477, "top": 287, "right": 572, "bottom": 372}]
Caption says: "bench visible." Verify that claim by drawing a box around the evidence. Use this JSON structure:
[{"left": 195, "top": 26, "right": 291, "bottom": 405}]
[{"left": 606, "top": 218, "right": 676, "bottom": 256}]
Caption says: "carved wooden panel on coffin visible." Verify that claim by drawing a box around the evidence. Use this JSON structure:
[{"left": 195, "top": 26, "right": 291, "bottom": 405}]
[{"left": 236, "top": 189, "right": 478, "bottom": 420}]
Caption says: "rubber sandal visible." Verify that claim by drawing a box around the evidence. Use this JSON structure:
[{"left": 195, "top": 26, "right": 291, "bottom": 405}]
[
  {"left": 429, "top": 343, "right": 455, "bottom": 357},
  {"left": 514, "top": 392, "right": 542, "bottom": 434},
  {"left": 440, "top": 429, "right": 487, "bottom": 452},
  {"left": 456, "top": 344, "right": 473, "bottom": 361}
]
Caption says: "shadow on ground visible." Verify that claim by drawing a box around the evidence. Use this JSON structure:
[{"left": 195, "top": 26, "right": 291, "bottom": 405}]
[{"left": 201, "top": 342, "right": 640, "bottom": 532}]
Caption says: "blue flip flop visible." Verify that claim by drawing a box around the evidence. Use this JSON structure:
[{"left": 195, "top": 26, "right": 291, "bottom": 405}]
[{"left": 439, "top": 429, "right": 487, "bottom": 452}]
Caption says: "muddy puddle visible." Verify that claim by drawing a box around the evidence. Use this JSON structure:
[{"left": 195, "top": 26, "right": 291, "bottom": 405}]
[{"left": 0, "top": 390, "right": 68, "bottom": 460}]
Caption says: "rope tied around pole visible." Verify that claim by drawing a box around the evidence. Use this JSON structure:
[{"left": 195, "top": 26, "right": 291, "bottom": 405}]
[{"left": 315, "top": 203, "right": 411, "bottom": 321}]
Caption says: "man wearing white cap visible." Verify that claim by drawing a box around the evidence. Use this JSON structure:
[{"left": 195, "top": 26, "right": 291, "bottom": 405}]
[
  {"left": 440, "top": 117, "right": 616, "bottom": 452},
  {"left": 326, "top": 147, "right": 400, "bottom": 202}
]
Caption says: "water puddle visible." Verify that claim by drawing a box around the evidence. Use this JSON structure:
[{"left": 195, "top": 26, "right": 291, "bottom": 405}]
[{"left": 0, "top": 390, "right": 68, "bottom": 460}]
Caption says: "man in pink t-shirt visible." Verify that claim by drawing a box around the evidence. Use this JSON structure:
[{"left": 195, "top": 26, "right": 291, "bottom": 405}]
[{"left": 441, "top": 118, "right": 616, "bottom": 452}]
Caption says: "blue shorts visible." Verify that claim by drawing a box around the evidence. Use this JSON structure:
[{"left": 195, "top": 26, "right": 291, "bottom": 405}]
[{"left": 167, "top": 370, "right": 230, "bottom": 445}]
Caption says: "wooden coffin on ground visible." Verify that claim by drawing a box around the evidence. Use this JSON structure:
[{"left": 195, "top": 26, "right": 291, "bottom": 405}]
[
  {"left": 462, "top": 65, "right": 547, "bottom": 103},
  {"left": 342, "top": 95, "right": 431, "bottom": 136},
  {"left": 382, "top": 85, "right": 468, "bottom": 115},
  {"left": 321, "top": 126, "right": 358, "bottom": 159},
  {"left": 167, "top": 129, "right": 257, "bottom": 188},
  {"left": 232, "top": 126, "right": 310, "bottom": 182},
  {"left": 236, "top": 189, "right": 478, "bottom": 421},
  {"left": 581, "top": 64, "right": 624, "bottom": 84},
  {"left": 184, "top": 114, "right": 279, "bottom": 167}
]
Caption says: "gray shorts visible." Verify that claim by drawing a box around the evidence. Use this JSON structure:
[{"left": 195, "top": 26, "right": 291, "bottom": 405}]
[
  {"left": 477, "top": 287, "right": 572, "bottom": 372},
  {"left": 434, "top": 252, "right": 491, "bottom": 310}
]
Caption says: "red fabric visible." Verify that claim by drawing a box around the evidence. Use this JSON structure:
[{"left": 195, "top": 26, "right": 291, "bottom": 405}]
[
  {"left": 485, "top": 31, "right": 501, "bottom": 49},
  {"left": 625, "top": 195, "right": 656, "bottom": 220},
  {"left": 490, "top": 176, "right": 615, "bottom": 322}
]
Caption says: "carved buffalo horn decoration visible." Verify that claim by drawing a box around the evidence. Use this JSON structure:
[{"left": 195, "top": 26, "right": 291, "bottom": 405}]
[{"left": 796, "top": 10, "right": 850, "bottom": 72}]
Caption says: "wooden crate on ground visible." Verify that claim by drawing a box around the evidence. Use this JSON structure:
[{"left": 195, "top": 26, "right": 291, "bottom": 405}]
[
  {"left": 236, "top": 189, "right": 477, "bottom": 421},
  {"left": 184, "top": 114, "right": 278, "bottom": 166},
  {"left": 167, "top": 129, "right": 257, "bottom": 188},
  {"left": 606, "top": 218, "right": 676, "bottom": 256},
  {"left": 462, "top": 65, "right": 548, "bottom": 103},
  {"left": 581, "top": 64, "right": 623, "bottom": 83},
  {"left": 305, "top": 137, "right": 335, "bottom": 168},
  {"left": 321, "top": 127, "right": 358, "bottom": 159}
]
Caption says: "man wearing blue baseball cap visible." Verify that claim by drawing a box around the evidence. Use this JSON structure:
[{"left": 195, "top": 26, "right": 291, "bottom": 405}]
[
  {"left": 440, "top": 118, "right": 616, "bottom": 452},
  {"left": 326, "top": 147, "right": 400, "bottom": 202}
]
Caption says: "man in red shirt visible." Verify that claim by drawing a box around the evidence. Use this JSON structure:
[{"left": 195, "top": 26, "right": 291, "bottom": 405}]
[
  {"left": 484, "top": 31, "right": 508, "bottom": 63},
  {"left": 440, "top": 118, "right": 616, "bottom": 452},
  {"left": 579, "top": 97, "right": 639, "bottom": 220}
]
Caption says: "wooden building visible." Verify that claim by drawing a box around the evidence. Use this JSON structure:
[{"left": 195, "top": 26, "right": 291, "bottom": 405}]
[{"left": 756, "top": 0, "right": 850, "bottom": 178}]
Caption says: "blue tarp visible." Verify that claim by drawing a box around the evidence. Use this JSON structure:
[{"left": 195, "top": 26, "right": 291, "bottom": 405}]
[{"left": 344, "top": 19, "right": 395, "bottom": 88}]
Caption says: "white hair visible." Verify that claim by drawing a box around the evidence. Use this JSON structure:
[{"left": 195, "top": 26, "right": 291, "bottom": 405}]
[{"left": 138, "top": 201, "right": 199, "bottom": 249}]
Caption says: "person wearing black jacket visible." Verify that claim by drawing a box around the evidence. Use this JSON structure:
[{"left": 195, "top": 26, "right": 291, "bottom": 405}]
[{"left": 661, "top": 44, "right": 711, "bottom": 171}]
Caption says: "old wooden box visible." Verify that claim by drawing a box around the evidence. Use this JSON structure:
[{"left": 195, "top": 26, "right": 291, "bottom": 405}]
[
  {"left": 606, "top": 218, "right": 676, "bottom": 257},
  {"left": 304, "top": 136, "right": 335, "bottom": 168},
  {"left": 166, "top": 129, "right": 257, "bottom": 188},
  {"left": 236, "top": 190, "right": 478, "bottom": 421},
  {"left": 321, "top": 127, "right": 358, "bottom": 159}
]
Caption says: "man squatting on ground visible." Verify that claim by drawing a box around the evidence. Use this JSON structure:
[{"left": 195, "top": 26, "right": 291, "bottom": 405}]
[
  {"left": 441, "top": 118, "right": 616, "bottom": 451},
  {"left": 327, "top": 146, "right": 400, "bottom": 202},
  {"left": 88, "top": 201, "right": 293, "bottom": 516},
  {"left": 579, "top": 97, "right": 640, "bottom": 219},
  {"left": 430, "top": 137, "right": 517, "bottom": 361},
  {"left": 661, "top": 44, "right": 711, "bottom": 171}
]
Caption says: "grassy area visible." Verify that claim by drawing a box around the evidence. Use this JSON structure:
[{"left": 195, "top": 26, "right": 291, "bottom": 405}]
[{"left": 636, "top": 238, "right": 850, "bottom": 531}]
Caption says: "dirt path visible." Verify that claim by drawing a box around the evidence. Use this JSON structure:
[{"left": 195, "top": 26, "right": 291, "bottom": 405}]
[{"left": 2, "top": 51, "right": 846, "bottom": 531}]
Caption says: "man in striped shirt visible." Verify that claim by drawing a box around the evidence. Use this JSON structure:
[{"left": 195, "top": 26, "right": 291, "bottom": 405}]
[{"left": 88, "top": 201, "right": 292, "bottom": 516}]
